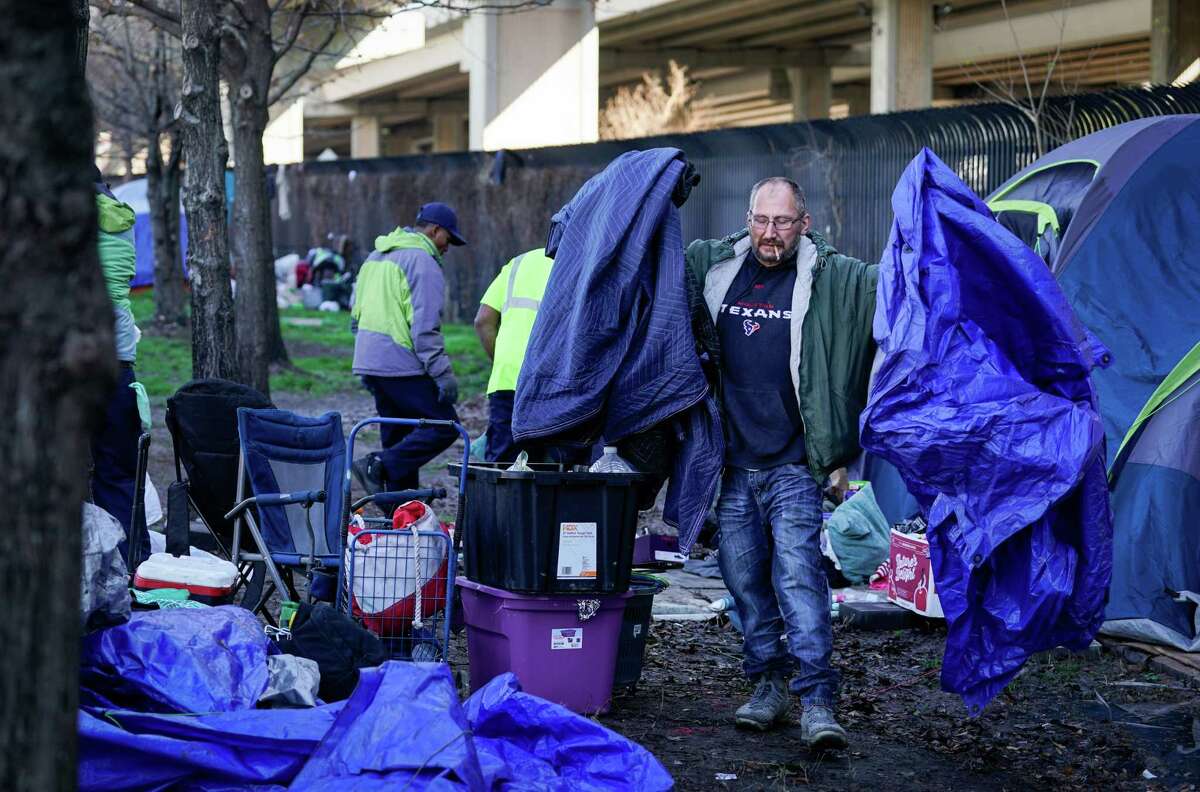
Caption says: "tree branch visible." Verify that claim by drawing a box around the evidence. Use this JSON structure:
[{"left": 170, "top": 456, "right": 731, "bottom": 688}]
[
  {"left": 272, "top": 4, "right": 310, "bottom": 66},
  {"left": 268, "top": 17, "right": 337, "bottom": 104},
  {"left": 92, "top": 0, "right": 182, "bottom": 37}
]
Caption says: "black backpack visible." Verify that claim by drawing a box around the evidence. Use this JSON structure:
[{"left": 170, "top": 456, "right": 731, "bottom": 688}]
[{"left": 277, "top": 603, "right": 386, "bottom": 701}]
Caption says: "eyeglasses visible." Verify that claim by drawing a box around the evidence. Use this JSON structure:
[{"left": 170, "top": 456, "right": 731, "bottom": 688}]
[{"left": 747, "top": 213, "right": 803, "bottom": 230}]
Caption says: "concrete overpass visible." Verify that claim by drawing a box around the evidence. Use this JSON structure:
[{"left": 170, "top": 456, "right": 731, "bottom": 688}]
[{"left": 262, "top": 0, "right": 1198, "bottom": 163}]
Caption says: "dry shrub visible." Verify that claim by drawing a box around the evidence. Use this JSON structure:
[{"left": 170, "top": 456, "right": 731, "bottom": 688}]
[{"left": 599, "top": 60, "right": 702, "bottom": 140}]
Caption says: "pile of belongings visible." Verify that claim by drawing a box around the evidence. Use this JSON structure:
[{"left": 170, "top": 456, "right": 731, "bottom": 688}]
[{"left": 78, "top": 606, "right": 673, "bottom": 790}]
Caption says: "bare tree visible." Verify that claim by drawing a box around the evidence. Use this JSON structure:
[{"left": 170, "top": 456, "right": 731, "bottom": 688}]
[
  {"left": 599, "top": 60, "right": 705, "bottom": 141},
  {"left": 0, "top": 2, "right": 116, "bottom": 789},
  {"left": 97, "top": 0, "right": 408, "bottom": 395},
  {"left": 956, "top": 0, "right": 1088, "bottom": 157},
  {"left": 179, "top": 0, "right": 239, "bottom": 380},
  {"left": 88, "top": 12, "right": 189, "bottom": 327}
]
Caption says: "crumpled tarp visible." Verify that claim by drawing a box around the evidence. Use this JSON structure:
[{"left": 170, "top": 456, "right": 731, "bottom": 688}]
[
  {"left": 81, "top": 502, "right": 131, "bottom": 632},
  {"left": 859, "top": 149, "right": 1113, "bottom": 712},
  {"left": 79, "top": 663, "right": 672, "bottom": 791},
  {"left": 465, "top": 674, "right": 674, "bottom": 791},
  {"left": 80, "top": 606, "right": 273, "bottom": 714}
]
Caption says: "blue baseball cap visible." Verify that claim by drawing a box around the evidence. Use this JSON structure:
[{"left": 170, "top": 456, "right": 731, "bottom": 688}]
[{"left": 416, "top": 202, "right": 467, "bottom": 246}]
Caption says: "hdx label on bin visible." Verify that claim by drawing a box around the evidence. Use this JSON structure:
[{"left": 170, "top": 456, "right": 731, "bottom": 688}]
[
  {"left": 551, "top": 627, "right": 583, "bottom": 650},
  {"left": 557, "top": 522, "right": 598, "bottom": 580}
]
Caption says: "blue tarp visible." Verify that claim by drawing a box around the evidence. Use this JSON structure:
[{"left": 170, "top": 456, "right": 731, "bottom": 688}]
[
  {"left": 860, "top": 149, "right": 1113, "bottom": 712},
  {"left": 80, "top": 665, "right": 672, "bottom": 791},
  {"left": 80, "top": 607, "right": 273, "bottom": 714},
  {"left": 78, "top": 607, "right": 672, "bottom": 790}
]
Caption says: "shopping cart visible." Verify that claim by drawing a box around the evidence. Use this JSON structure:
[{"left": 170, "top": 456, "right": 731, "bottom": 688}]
[{"left": 339, "top": 418, "right": 469, "bottom": 662}]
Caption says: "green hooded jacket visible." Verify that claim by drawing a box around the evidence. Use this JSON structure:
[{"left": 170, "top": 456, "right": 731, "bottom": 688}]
[
  {"left": 687, "top": 229, "right": 878, "bottom": 482},
  {"left": 96, "top": 193, "right": 139, "bottom": 362},
  {"left": 351, "top": 228, "right": 453, "bottom": 385}
]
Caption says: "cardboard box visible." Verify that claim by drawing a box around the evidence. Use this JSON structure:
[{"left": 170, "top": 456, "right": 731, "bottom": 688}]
[{"left": 887, "top": 530, "right": 944, "bottom": 619}]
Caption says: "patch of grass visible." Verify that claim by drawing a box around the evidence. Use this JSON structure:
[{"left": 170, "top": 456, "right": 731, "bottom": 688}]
[
  {"left": 135, "top": 333, "right": 193, "bottom": 400},
  {"left": 279, "top": 306, "right": 355, "bottom": 350},
  {"left": 128, "top": 288, "right": 493, "bottom": 399},
  {"left": 444, "top": 324, "right": 490, "bottom": 398}
]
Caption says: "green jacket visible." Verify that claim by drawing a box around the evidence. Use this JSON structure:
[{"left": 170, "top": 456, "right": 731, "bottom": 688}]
[
  {"left": 686, "top": 229, "right": 878, "bottom": 482},
  {"left": 351, "top": 228, "right": 453, "bottom": 386},
  {"left": 96, "top": 193, "right": 139, "bottom": 362}
]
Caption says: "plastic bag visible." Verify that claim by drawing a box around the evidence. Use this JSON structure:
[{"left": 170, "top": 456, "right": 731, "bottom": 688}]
[{"left": 81, "top": 503, "right": 130, "bottom": 632}]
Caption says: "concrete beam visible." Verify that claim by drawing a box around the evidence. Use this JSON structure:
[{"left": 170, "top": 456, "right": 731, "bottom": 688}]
[
  {"left": 317, "top": 33, "right": 465, "bottom": 104},
  {"left": 1151, "top": 0, "right": 1200, "bottom": 84},
  {"left": 933, "top": 0, "right": 1149, "bottom": 67},
  {"left": 600, "top": 46, "right": 869, "bottom": 71},
  {"left": 306, "top": 98, "right": 467, "bottom": 122}
]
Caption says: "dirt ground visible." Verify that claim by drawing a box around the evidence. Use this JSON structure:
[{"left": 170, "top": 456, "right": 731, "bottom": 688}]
[
  {"left": 146, "top": 389, "right": 1200, "bottom": 792},
  {"left": 595, "top": 619, "right": 1200, "bottom": 791}
]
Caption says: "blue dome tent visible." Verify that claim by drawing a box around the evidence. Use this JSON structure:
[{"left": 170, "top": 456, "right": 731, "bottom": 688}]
[
  {"left": 987, "top": 116, "right": 1200, "bottom": 463},
  {"left": 111, "top": 177, "right": 189, "bottom": 289},
  {"left": 1102, "top": 342, "right": 1200, "bottom": 650}
]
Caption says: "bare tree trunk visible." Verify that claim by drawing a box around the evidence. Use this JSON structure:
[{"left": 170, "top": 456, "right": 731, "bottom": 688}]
[
  {"left": 73, "top": 0, "right": 89, "bottom": 76},
  {"left": 231, "top": 97, "right": 282, "bottom": 396},
  {"left": 146, "top": 132, "right": 188, "bottom": 327},
  {"left": 180, "top": 0, "right": 238, "bottom": 381},
  {"left": 0, "top": 2, "right": 115, "bottom": 790}
]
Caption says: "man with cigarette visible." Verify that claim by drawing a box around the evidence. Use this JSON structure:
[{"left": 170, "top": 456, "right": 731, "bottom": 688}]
[{"left": 686, "top": 177, "right": 878, "bottom": 749}]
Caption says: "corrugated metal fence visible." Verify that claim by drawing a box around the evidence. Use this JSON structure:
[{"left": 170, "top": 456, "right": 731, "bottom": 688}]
[{"left": 270, "top": 84, "right": 1200, "bottom": 323}]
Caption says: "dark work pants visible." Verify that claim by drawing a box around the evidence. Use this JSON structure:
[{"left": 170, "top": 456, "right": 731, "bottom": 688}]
[
  {"left": 485, "top": 390, "right": 520, "bottom": 464},
  {"left": 91, "top": 364, "right": 149, "bottom": 562},
  {"left": 361, "top": 374, "right": 459, "bottom": 490}
]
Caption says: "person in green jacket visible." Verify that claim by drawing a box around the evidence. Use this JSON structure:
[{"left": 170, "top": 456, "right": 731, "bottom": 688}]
[
  {"left": 686, "top": 177, "right": 878, "bottom": 749},
  {"left": 93, "top": 170, "right": 150, "bottom": 561},
  {"left": 351, "top": 202, "right": 466, "bottom": 494}
]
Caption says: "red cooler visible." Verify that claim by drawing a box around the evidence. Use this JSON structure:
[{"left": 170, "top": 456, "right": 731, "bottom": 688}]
[{"left": 134, "top": 552, "right": 240, "bottom": 605}]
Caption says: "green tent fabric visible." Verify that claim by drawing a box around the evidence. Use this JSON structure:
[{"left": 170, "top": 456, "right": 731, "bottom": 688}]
[
  {"left": 825, "top": 483, "right": 891, "bottom": 584},
  {"left": 1113, "top": 340, "right": 1200, "bottom": 467}
]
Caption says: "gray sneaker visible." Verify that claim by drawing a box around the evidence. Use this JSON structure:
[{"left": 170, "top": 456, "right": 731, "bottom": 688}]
[
  {"left": 734, "top": 671, "right": 791, "bottom": 730},
  {"left": 801, "top": 704, "right": 848, "bottom": 751}
]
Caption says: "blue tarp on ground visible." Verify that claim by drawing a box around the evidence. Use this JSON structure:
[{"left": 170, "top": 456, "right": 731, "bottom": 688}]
[
  {"left": 860, "top": 148, "right": 1113, "bottom": 713},
  {"left": 78, "top": 607, "right": 672, "bottom": 790},
  {"left": 80, "top": 607, "right": 273, "bottom": 714}
]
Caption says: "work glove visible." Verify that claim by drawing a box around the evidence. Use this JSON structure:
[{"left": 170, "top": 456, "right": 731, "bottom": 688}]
[
  {"left": 436, "top": 375, "right": 459, "bottom": 406},
  {"left": 671, "top": 162, "right": 701, "bottom": 208}
]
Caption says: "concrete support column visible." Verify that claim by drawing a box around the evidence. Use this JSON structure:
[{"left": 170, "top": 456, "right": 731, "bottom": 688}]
[
  {"left": 871, "top": 0, "right": 932, "bottom": 114},
  {"left": 466, "top": 0, "right": 598, "bottom": 151},
  {"left": 788, "top": 65, "right": 832, "bottom": 121},
  {"left": 350, "top": 115, "right": 381, "bottom": 159},
  {"left": 1151, "top": 0, "right": 1200, "bottom": 85},
  {"left": 432, "top": 111, "right": 467, "bottom": 152},
  {"left": 837, "top": 83, "right": 871, "bottom": 117}
]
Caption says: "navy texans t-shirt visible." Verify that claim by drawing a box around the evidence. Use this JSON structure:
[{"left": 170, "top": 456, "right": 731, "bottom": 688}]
[{"left": 716, "top": 252, "right": 806, "bottom": 469}]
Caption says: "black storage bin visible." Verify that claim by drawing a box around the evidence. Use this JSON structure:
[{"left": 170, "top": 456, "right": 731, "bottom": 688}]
[
  {"left": 450, "top": 463, "right": 644, "bottom": 594},
  {"left": 614, "top": 577, "right": 663, "bottom": 689}
]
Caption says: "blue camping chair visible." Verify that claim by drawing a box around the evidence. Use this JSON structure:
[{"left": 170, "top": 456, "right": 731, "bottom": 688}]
[{"left": 225, "top": 408, "right": 347, "bottom": 614}]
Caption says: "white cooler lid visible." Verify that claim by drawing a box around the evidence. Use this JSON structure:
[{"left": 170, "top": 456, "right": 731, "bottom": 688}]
[{"left": 135, "top": 552, "right": 239, "bottom": 589}]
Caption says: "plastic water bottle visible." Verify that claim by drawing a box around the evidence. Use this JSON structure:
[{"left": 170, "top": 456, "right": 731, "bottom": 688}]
[{"left": 589, "top": 446, "right": 636, "bottom": 473}]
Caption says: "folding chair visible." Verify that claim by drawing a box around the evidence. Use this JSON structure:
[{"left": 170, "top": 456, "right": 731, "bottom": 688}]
[
  {"left": 165, "top": 378, "right": 274, "bottom": 557},
  {"left": 225, "top": 408, "right": 347, "bottom": 615}
]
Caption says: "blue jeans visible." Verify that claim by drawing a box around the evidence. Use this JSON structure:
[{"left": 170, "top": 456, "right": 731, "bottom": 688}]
[{"left": 717, "top": 463, "right": 838, "bottom": 706}]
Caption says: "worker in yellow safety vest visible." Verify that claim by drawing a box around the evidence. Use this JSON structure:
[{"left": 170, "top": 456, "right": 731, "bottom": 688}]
[{"left": 473, "top": 247, "right": 554, "bottom": 463}]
